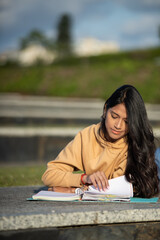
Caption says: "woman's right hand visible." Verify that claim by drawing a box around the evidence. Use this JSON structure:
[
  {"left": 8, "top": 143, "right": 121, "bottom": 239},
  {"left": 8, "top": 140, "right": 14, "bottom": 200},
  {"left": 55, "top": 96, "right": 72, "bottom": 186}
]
[{"left": 82, "top": 171, "right": 109, "bottom": 191}]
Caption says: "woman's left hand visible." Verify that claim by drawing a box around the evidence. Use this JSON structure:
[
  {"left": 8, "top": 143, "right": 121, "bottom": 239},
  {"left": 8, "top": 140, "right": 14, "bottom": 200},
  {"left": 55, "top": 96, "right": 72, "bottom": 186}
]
[{"left": 48, "top": 186, "right": 76, "bottom": 193}]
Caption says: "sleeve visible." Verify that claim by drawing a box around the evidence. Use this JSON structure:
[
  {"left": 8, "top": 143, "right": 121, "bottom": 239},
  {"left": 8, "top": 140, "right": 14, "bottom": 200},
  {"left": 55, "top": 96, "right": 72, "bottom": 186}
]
[{"left": 41, "top": 131, "right": 84, "bottom": 187}]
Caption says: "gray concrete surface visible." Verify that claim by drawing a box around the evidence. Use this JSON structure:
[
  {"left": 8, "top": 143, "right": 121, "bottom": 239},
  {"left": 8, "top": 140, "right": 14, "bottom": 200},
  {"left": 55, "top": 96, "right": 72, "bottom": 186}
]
[
  {"left": 1, "top": 222, "right": 160, "bottom": 240},
  {"left": 0, "top": 128, "right": 159, "bottom": 164},
  {"left": 0, "top": 94, "right": 160, "bottom": 164},
  {"left": 0, "top": 186, "right": 160, "bottom": 232},
  {"left": 0, "top": 93, "right": 160, "bottom": 126},
  {"left": 0, "top": 135, "right": 73, "bottom": 164},
  {"left": 0, "top": 126, "right": 159, "bottom": 137},
  {"left": 0, "top": 94, "right": 103, "bottom": 124}
]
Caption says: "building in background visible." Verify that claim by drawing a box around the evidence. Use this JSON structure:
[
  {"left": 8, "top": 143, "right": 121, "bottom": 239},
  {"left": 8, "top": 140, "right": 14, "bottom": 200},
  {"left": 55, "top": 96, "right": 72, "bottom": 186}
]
[
  {"left": 0, "top": 44, "right": 56, "bottom": 66},
  {"left": 18, "top": 44, "right": 56, "bottom": 66},
  {"left": 0, "top": 38, "right": 119, "bottom": 66},
  {"left": 74, "top": 38, "right": 119, "bottom": 57}
]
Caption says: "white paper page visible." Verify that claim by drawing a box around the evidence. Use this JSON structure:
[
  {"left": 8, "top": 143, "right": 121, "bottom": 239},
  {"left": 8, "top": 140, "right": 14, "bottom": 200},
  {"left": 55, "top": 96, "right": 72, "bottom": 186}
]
[
  {"left": 88, "top": 175, "right": 133, "bottom": 197},
  {"left": 32, "top": 190, "right": 79, "bottom": 200},
  {"left": 34, "top": 191, "right": 77, "bottom": 197}
]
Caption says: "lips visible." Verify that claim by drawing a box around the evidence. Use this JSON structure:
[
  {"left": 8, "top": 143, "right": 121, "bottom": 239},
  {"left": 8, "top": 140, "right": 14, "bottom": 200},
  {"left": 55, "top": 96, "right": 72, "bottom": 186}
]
[{"left": 111, "top": 129, "right": 122, "bottom": 135}]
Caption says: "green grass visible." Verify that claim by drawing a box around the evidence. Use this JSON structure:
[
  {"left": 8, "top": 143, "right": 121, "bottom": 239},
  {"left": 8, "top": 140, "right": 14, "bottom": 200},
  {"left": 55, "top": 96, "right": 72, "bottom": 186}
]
[
  {"left": 0, "top": 165, "right": 84, "bottom": 187},
  {"left": 0, "top": 165, "right": 46, "bottom": 187},
  {"left": 0, "top": 47, "right": 160, "bottom": 103}
]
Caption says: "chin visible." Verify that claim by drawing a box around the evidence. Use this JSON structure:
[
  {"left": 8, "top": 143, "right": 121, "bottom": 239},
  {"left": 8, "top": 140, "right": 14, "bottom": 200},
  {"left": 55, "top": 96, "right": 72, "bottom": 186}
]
[{"left": 109, "top": 133, "right": 123, "bottom": 141}]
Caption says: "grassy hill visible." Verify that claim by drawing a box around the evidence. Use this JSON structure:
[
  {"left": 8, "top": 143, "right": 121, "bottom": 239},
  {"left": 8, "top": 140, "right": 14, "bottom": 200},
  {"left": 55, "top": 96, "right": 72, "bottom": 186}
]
[{"left": 0, "top": 47, "right": 160, "bottom": 103}]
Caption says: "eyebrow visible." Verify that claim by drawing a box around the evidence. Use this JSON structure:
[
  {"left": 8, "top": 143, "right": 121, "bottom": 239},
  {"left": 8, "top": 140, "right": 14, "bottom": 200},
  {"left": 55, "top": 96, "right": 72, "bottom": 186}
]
[{"left": 110, "top": 110, "right": 128, "bottom": 120}]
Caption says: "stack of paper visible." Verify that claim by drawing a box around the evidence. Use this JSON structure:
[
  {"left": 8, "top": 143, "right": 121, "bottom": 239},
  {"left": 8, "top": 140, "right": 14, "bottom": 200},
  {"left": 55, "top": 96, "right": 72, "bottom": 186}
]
[
  {"left": 82, "top": 175, "right": 133, "bottom": 201},
  {"left": 32, "top": 191, "right": 81, "bottom": 201}
]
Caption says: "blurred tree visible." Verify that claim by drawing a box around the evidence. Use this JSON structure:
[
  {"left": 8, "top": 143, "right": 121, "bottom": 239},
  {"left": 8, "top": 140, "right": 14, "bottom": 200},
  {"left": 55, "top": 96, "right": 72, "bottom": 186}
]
[
  {"left": 19, "top": 29, "right": 55, "bottom": 50},
  {"left": 56, "top": 14, "right": 73, "bottom": 58}
]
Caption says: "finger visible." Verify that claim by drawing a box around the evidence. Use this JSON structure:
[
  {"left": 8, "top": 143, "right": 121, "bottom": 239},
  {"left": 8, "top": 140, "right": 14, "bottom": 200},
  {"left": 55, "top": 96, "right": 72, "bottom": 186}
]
[
  {"left": 70, "top": 188, "right": 76, "bottom": 193},
  {"left": 89, "top": 174, "right": 99, "bottom": 190},
  {"left": 94, "top": 173, "right": 104, "bottom": 191},
  {"left": 93, "top": 171, "right": 108, "bottom": 191},
  {"left": 100, "top": 172, "right": 109, "bottom": 191},
  {"left": 89, "top": 173, "right": 104, "bottom": 190}
]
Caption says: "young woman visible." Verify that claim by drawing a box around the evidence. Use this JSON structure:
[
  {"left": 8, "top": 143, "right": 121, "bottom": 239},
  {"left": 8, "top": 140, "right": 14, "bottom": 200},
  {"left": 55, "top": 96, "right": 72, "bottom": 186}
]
[{"left": 42, "top": 85, "right": 159, "bottom": 198}]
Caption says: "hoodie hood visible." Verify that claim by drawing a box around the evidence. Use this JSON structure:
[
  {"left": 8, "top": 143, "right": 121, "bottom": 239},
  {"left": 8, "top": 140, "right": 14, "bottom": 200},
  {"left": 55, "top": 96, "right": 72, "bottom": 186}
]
[{"left": 94, "top": 122, "right": 128, "bottom": 149}]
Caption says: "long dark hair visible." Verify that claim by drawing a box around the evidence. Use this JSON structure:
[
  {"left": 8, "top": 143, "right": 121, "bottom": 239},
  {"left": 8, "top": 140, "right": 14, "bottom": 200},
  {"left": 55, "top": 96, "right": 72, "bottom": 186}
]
[{"left": 100, "top": 85, "right": 159, "bottom": 197}]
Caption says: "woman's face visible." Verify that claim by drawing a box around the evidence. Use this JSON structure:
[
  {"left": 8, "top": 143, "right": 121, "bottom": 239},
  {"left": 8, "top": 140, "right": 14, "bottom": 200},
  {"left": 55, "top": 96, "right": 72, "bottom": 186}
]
[{"left": 105, "top": 103, "right": 128, "bottom": 142}]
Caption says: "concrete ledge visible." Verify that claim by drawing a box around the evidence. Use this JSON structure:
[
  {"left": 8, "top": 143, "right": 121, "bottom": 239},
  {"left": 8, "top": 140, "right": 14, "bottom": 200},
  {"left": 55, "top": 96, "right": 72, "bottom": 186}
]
[
  {"left": 0, "top": 127, "right": 83, "bottom": 137},
  {"left": 0, "top": 126, "right": 160, "bottom": 137},
  {"left": 0, "top": 186, "right": 160, "bottom": 231},
  {"left": 0, "top": 127, "right": 159, "bottom": 164},
  {"left": 1, "top": 222, "right": 160, "bottom": 240},
  {"left": 0, "top": 94, "right": 160, "bottom": 126},
  {"left": 1, "top": 208, "right": 160, "bottom": 231}
]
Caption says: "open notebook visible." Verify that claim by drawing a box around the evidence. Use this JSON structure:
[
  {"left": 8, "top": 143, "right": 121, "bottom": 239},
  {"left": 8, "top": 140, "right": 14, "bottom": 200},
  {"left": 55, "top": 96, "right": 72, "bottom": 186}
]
[
  {"left": 82, "top": 175, "right": 133, "bottom": 201},
  {"left": 31, "top": 175, "right": 133, "bottom": 202}
]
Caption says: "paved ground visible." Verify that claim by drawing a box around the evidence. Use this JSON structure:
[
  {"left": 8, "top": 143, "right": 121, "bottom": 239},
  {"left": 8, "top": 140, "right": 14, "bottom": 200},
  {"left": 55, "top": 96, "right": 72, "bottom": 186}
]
[{"left": 0, "top": 186, "right": 160, "bottom": 232}]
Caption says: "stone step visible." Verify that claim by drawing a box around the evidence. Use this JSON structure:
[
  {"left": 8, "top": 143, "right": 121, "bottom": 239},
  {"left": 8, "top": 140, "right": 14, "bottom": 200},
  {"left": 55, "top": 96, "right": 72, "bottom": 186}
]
[
  {"left": 0, "top": 126, "right": 160, "bottom": 137},
  {"left": 0, "top": 126, "right": 160, "bottom": 164},
  {"left": 0, "top": 116, "right": 159, "bottom": 127},
  {"left": 0, "top": 94, "right": 160, "bottom": 164},
  {"left": 0, "top": 94, "right": 102, "bottom": 126},
  {"left": 0, "top": 94, "right": 160, "bottom": 127}
]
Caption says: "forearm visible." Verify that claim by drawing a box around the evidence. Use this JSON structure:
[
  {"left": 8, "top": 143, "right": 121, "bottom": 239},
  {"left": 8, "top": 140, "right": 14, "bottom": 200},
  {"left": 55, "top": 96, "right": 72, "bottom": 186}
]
[{"left": 42, "top": 169, "right": 82, "bottom": 187}]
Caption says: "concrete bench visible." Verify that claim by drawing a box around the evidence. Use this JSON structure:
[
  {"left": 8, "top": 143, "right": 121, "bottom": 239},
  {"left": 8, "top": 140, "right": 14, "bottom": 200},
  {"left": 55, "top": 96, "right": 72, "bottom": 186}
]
[{"left": 0, "top": 186, "right": 160, "bottom": 239}]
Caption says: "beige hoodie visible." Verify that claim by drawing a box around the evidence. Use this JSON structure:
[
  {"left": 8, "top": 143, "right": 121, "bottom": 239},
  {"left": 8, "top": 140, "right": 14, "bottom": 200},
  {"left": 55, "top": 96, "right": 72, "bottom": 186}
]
[{"left": 42, "top": 123, "right": 128, "bottom": 187}]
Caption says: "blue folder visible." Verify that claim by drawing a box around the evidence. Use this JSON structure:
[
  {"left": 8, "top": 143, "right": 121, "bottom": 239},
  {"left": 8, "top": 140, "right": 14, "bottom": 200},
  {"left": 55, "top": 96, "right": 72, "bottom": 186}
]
[{"left": 130, "top": 197, "right": 159, "bottom": 203}]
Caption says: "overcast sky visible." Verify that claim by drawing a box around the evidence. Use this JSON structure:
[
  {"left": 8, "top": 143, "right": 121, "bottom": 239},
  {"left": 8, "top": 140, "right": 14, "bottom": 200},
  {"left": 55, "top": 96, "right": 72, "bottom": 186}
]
[{"left": 0, "top": 0, "right": 160, "bottom": 53}]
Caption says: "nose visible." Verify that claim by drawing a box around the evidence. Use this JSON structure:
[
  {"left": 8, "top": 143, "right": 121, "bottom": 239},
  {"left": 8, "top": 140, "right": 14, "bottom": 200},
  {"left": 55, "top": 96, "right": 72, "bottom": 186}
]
[{"left": 114, "top": 119, "right": 122, "bottom": 129}]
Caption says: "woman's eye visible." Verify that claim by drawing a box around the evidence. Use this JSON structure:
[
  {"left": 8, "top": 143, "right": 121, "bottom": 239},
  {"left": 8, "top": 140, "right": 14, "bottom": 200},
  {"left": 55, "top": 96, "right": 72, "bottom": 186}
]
[
  {"left": 111, "top": 114, "right": 117, "bottom": 119},
  {"left": 124, "top": 120, "right": 128, "bottom": 124}
]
